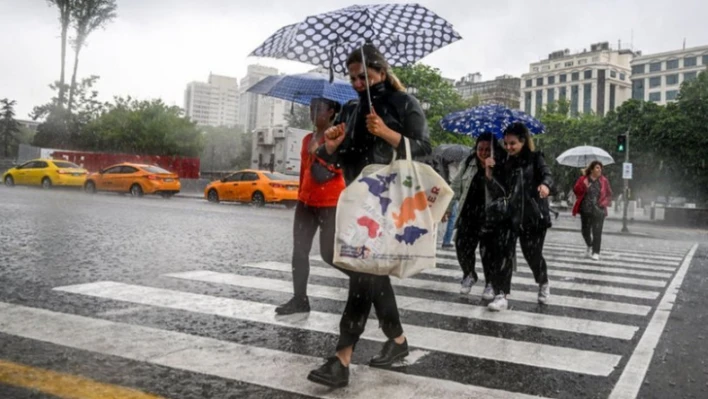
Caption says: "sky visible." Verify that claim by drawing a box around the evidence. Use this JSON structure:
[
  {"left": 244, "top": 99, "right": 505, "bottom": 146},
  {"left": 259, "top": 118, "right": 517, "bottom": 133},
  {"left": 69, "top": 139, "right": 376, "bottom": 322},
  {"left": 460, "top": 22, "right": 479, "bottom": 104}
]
[{"left": 1, "top": 0, "right": 707, "bottom": 119}]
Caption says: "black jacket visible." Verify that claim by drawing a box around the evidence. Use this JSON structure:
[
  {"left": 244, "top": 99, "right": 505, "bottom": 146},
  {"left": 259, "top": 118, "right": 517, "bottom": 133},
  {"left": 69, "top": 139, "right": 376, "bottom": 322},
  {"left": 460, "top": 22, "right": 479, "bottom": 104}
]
[
  {"left": 317, "top": 82, "right": 432, "bottom": 185},
  {"left": 491, "top": 147, "right": 554, "bottom": 231}
]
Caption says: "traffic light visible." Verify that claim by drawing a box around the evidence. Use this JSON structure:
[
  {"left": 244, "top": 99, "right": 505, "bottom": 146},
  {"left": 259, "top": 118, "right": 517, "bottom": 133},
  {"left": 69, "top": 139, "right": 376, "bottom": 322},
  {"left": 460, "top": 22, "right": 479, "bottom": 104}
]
[{"left": 617, "top": 134, "right": 627, "bottom": 153}]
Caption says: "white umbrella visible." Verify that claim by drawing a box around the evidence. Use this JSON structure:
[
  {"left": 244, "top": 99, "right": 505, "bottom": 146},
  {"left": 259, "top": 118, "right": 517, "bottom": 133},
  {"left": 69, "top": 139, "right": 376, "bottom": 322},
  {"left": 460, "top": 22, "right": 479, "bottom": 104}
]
[{"left": 556, "top": 146, "right": 615, "bottom": 168}]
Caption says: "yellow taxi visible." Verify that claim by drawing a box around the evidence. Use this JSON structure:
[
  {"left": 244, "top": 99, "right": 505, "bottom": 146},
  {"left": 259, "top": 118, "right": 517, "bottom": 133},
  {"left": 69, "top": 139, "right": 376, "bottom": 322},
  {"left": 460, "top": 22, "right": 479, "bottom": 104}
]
[
  {"left": 84, "top": 163, "right": 181, "bottom": 198},
  {"left": 2, "top": 158, "right": 88, "bottom": 189},
  {"left": 204, "top": 169, "right": 299, "bottom": 207}
]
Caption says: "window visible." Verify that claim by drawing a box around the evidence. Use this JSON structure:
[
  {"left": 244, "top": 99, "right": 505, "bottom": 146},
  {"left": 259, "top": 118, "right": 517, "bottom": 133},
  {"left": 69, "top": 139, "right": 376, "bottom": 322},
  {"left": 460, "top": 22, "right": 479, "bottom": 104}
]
[
  {"left": 649, "top": 77, "right": 661, "bottom": 88},
  {"left": 578, "top": 59, "right": 588, "bottom": 65},
  {"left": 571, "top": 85, "right": 579, "bottom": 116},
  {"left": 120, "top": 166, "right": 139, "bottom": 174},
  {"left": 536, "top": 77, "right": 544, "bottom": 86},
  {"left": 52, "top": 161, "right": 81, "bottom": 169},
  {"left": 583, "top": 83, "right": 592, "bottom": 114},
  {"left": 684, "top": 71, "right": 698, "bottom": 81},
  {"left": 684, "top": 57, "right": 697, "bottom": 67},
  {"left": 532, "top": 67, "right": 539, "bottom": 72},
  {"left": 526, "top": 79, "right": 533, "bottom": 88},
  {"left": 632, "top": 64, "right": 645, "bottom": 74},
  {"left": 649, "top": 92, "right": 662, "bottom": 102},
  {"left": 592, "top": 56, "right": 600, "bottom": 62},
  {"left": 632, "top": 79, "right": 645, "bottom": 100},
  {"left": 103, "top": 166, "right": 123, "bottom": 174},
  {"left": 649, "top": 62, "right": 662, "bottom": 72},
  {"left": 571, "top": 72, "right": 579, "bottom": 81},
  {"left": 666, "top": 90, "right": 679, "bottom": 101},
  {"left": 559, "top": 87, "right": 567, "bottom": 101},
  {"left": 609, "top": 84, "right": 617, "bottom": 110},
  {"left": 666, "top": 74, "right": 679, "bottom": 85},
  {"left": 524, "top": 92, "right": 532, "bottom": 114},
  {"left": 620, "top": 73, "right": 626, "bottom": 81},
  {"left": 541, "top": 65, "right": 551, "bottom": 71},
  {"left": 666, "top": 59, "right": 679, "bottom": 70},
  {"left": 610, "top": 70, "right": 617, "bottom": 78},
  {"left": 242, "top": 172, "right": 259, "bottom": 182},
  {"left": 565, "top": 61, "right": 574, "bottom": 67},
  {"left": 584, "top": 70, "right": 593, "bottom": 79},
  {"left": 141, "top": 166, "right": 171, "bottom": 174},
  {"left": 554, "top": 63, "right": 561, "bottom": 69},
  {"left": 703, "top": 55, "right": 708, "bottom": 65},
  {"left": 548, "top": 76, "right": 556, "bottom": 85},
  {"left": 264, "top": 172, "right": 295, "bottom": 181},
  {"left": 560, "top": 74, "right": 567, "bottom": 83},
  {"left": 547, "top": 88, "right": 555, "bottom": 104},
  {"left": 536, "top": 90, "right": 543, "bottom": 112}
]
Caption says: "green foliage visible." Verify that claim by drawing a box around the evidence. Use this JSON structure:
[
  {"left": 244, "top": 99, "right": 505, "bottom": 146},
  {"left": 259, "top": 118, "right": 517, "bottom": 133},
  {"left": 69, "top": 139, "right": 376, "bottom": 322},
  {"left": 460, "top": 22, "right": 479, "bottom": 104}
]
[
  {"left": 200, "top": 126, "right": 252, "bottom": 171},
  {"left": 1, "top": 99, "right": 21, "bottom": 157},
  {"left": 78, "top": 97, "right": 203, "bottom": 157},
  {"left": 285, "top": 104, "right": 312, "bottom": 130},
  {"left": 392, "top": 64, "right": 474, "bottom": 147}
]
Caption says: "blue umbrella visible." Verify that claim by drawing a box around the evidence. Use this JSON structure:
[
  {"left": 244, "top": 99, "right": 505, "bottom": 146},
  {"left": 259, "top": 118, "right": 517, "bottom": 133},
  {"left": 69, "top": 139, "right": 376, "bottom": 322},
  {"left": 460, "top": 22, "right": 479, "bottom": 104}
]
[
  {"left": 441, "top": 104, "right": 546, "bottom": 138},
  {"left": 246, "top": 72, "right": 357, "bottom": 106}
]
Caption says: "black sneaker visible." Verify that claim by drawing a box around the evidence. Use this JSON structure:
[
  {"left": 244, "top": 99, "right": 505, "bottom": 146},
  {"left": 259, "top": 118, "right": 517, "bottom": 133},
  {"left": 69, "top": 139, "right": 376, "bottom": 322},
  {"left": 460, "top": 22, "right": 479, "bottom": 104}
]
[
  {"left": 275, "top": 296, "right": 310, "bottom": 315},
  {"left": 369, "top": 339, "right": 409, "bottom": 368},
  {"left": 441, "top": 243, "right": 454, "bottom": 249},
  {"left": 307, "top": 356, "right": 349, "bottom": 388}
]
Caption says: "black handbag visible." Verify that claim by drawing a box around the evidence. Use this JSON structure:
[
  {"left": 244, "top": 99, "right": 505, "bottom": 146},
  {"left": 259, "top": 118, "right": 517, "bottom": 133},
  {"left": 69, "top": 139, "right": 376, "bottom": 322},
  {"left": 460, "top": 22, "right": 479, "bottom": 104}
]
[{"left": 310, "top": 158, "right": 337, "bottom": 184}]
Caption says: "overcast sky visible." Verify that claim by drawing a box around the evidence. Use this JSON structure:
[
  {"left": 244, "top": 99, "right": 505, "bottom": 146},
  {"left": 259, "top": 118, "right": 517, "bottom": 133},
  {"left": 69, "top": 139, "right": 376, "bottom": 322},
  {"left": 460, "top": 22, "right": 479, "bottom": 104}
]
[{"left": 1, "top": 0, "right": 706, "bottom": 118}]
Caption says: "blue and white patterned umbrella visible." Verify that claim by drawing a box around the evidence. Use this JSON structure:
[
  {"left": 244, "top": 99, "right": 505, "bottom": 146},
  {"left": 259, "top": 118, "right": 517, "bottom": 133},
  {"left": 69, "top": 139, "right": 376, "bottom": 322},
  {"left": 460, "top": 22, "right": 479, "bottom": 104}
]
[
  {"left": 441, "top": 104, "right": 546, "bottom": 138},
  {"left": 246, "top": 73, "right": 357, "bottom": 106},
  {"left": 250, "top": 4, "right": 462, "bottom": 75}
]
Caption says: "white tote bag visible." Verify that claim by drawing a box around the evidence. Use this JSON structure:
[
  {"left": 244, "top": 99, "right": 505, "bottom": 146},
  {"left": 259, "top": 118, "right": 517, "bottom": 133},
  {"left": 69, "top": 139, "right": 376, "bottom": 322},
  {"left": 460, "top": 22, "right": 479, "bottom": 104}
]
[{"left": 333, "top": 138, "right": 454, "bottom": 278}]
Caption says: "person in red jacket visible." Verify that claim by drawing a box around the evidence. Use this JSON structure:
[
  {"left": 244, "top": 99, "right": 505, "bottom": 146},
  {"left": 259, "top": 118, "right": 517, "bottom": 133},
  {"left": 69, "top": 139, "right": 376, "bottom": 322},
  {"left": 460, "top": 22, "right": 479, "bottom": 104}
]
[
  {"left": 275, "top": 98, "right": 346, "bottom": 315},
  {"left": 572, "top": 161, "right": 613, "bottom": 261}
]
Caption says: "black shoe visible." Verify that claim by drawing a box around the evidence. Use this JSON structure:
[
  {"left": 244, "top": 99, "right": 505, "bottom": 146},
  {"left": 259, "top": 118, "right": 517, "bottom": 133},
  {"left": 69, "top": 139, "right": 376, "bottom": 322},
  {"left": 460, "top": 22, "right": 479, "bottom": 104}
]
[
  {"left": 369, "top": 339, "right": 409, "bottom": 368},
  {"left": 441, "top": 243, "right": 454, "bottom": 249},
  {"left": 275, "top": 296, "right": 310, "bottom": 315},
  {"left": 307, "top": 356, "right": 349, "bottom": 388}
]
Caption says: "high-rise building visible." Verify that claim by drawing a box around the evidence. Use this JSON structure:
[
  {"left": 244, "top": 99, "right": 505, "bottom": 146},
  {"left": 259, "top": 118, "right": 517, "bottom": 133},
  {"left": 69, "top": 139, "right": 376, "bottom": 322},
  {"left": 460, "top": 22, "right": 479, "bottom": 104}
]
[
  {"left": 238, "top": 65, "right": 285, "bottom": 132},
  {"left": 183, "top": 73, "right": 239, "bottom": 127},
  {"left": 630, "top": 44, "right": 708, "bottom": 105},
  {"left": 520, "top": 42, "right": 636, "bottom": 117},
  {"left": 454, "top": 73, "right": 522, "bottom": 109}
]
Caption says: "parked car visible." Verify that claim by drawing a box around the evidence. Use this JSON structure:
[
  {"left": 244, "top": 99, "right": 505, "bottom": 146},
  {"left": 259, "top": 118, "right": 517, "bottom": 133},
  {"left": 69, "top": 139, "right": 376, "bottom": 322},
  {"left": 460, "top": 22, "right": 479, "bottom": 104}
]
[
  {"left": 204, "top": 169, "right": 298, "bottom": 207},
  {"left": 2, "top": 159, "right": 88, "bottom": 189},
  {"left": 84, "top": 163, "right": 180, "bottom": 198}
]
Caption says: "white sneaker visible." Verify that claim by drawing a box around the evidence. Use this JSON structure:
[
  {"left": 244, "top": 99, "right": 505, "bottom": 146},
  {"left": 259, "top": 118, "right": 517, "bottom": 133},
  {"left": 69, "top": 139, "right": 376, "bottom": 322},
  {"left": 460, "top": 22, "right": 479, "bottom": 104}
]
[
  {"left": 585, "top": 247, "right": 593, "bottom": 259},
  {"left": 591, "top": 253, "right": 600, "bottom": 261},
  {"left": 488, "top": 294, "right": 508, "bottom": 311},
  {"left": 481, "top": 284, "right": 495, "bottom": 300},
  {"left": 460, "top": 275, "right": 475, "bottom": 294},
  {"left": 538, "top": 283, "right": 550, "bottom": 304}
]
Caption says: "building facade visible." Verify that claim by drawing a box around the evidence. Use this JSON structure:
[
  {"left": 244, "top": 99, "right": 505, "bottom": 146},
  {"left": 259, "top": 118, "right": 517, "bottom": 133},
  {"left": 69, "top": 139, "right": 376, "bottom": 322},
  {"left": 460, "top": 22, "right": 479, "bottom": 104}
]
[
  {"left": 183, "top": 73, "right": 240, "bottom": 127},
  {"left": 454, "top": 73, "right": 521, "bottom": 109},
  {"left": 630, "top": 44, "right": 708, "bottom": 105},
  {"left": 238, "top": 65, "right": 286, "bottom": 133},
  {"left": 520, "top": 42, "right": 635, "bottom": 117}
]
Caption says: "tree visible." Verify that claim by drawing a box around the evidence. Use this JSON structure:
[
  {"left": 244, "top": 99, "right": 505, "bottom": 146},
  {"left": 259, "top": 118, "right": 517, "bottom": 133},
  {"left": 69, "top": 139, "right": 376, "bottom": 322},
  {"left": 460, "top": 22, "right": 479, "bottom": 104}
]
[
  {"left": 392, "top": 64, "right": 473, "bottom": 146},
  {"left": 46, "top": 0, "right": 75, "bottom": 108},
  {"left": 0, "top": 99, "right": 21, "bottom": 157},
  {"left": 79, "top": 97, "right": 203, "bottom": 157},
  {"left": 285, "top": 103, "right": 312, "bottom": 130},
  {"left": 200, "top": 126, "right": 251, "bottom": 171},
  {"left": 68, "top": 0, "right": 117, "bottom": 114}
]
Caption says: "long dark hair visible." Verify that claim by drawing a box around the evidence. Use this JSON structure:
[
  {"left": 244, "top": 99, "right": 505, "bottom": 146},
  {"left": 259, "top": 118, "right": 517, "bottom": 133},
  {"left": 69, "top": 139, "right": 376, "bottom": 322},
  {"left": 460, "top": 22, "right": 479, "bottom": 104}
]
[
  {"left": 346, "top": 44, "right": 405, "bottom": 92},
  {"left": 503, "top": 122, "right": 536, "bottom": 152},
  {"left": 584, "top": 161, "right": 603, "bottom": 177}
]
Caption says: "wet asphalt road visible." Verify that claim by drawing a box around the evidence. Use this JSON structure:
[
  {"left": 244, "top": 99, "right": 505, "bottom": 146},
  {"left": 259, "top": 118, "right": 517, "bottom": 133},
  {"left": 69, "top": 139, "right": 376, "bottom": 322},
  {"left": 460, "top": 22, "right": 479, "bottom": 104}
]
[{"left": 0, "top": 185, "right": 705, "bottom": 399}]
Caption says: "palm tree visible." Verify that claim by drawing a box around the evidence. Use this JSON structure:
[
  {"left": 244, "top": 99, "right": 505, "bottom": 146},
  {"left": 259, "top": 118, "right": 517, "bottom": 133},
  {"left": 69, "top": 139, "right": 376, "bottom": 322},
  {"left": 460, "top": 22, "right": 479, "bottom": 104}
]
[
  {"left": 46, "top": 0, "right": 76, "bottom": 108},
  {"left": 67, "top": 0, "right": 117, "bottom": 114}
]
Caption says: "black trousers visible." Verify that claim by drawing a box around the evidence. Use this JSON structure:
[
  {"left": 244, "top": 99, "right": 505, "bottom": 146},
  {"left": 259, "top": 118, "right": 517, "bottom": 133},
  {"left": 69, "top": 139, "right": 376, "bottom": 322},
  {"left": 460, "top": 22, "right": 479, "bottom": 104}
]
[
  {"left": 454, "top": 222, "right": 482, "bottom": 283},
  {"left": 518, "top": 226, "right": 549, "bottom": 285},
  {"left": 293, "top": 202, "right": 403, "bottom": 350},
  {"left": 291, "top": 201, "right": 337, "bottom": 298},
  {"left": 580, "top": 212, "right": 605, "bottom": 254},
  {"left": 481, "top": 227, "right": 516, "bottom": 295}
]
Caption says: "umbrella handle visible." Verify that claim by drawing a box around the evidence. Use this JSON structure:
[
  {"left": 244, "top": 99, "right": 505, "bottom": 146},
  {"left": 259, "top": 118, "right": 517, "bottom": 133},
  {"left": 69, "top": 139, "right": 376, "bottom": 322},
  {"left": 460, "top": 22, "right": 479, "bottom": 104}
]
[{"left": 361, "top": 45, "right": 373, "bottom": 115}]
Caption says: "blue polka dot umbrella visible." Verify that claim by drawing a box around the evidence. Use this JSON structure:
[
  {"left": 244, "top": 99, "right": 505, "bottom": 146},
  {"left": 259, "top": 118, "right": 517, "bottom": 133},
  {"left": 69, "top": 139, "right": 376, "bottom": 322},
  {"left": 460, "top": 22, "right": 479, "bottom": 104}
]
[{"left": 440, "top": 104, "right": 546, "bottom": 139}]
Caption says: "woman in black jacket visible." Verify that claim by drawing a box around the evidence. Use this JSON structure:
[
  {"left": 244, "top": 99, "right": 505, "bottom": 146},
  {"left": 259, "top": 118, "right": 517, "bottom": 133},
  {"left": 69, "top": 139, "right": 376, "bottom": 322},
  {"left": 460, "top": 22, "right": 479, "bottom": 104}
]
[
  {"left": 487, "top": 123, "right": 553, "bottom": 310},
  {"left": 307, "top": 44, "right": 432, "bottom": 389}
]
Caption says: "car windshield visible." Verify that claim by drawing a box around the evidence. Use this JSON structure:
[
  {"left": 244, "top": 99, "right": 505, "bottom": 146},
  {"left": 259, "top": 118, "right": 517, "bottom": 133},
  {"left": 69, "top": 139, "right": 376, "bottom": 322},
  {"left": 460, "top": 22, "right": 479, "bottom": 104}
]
[
  {"left": 264, "top": 172, "right": 296, "bottom": 181},
  {"left": 53, "top": 161, "right": 81, "bottom": 169},
  {"left": 141, "top": 166, "right": 171, "bottom": 174}
]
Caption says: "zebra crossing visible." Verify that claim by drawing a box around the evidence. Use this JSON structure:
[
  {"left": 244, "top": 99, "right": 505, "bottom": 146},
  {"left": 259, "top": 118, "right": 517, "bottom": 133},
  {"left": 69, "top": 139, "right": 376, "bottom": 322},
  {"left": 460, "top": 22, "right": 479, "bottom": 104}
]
[{"left": 0, "top": 238, "right": 698, "bottom": 399}]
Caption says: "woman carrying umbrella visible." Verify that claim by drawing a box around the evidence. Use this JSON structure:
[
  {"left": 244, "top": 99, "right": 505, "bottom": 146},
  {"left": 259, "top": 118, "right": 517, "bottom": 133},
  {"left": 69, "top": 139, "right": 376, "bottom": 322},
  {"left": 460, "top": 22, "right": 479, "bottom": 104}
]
[
  {"left": 486, "top": 122, "right": 554, "bottom": 310},
  {"left": 572, "top": 161, "right": 613, "bottom": 261},
  {"left": 275, "top": 98, "right": 345, "bottom": 315},
  {"left": 307, "top": 44, "right": 432, "bottom": 388},
  {"left": 444, "top": 133, "right": 505, "bottom": 298}
]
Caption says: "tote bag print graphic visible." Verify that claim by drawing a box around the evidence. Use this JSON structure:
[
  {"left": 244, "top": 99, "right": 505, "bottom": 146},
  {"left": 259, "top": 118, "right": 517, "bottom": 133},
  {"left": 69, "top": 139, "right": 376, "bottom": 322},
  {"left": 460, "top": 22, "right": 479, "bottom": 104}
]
[{"left": 333, "top": 138, "right": 453, "bottom": 278}]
